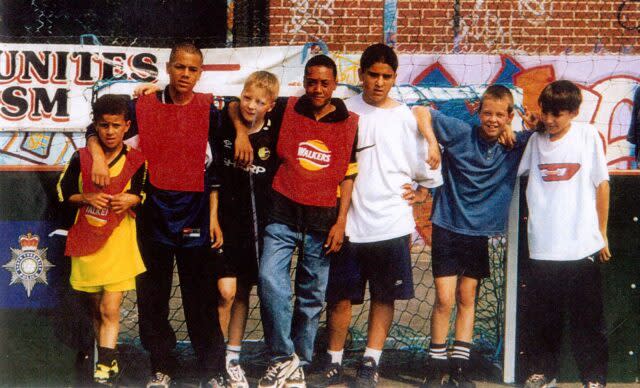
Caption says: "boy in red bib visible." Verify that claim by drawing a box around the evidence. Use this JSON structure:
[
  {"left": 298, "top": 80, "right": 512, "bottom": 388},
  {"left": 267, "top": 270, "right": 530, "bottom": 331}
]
[
  {"left": 233, "top": 55, "right": 359, "bottom": 388},
  {"left": 85, "top": 43, "right": 227, "bottom": 388},
  {"left": 57, "top": 94, "right": 147, "bottom": 385}
]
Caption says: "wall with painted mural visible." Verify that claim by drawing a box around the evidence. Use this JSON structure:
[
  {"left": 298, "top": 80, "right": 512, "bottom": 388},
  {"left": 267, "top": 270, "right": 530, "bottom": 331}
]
[{"left": 270, "top": 0, "right": 640, "bottom": 54}]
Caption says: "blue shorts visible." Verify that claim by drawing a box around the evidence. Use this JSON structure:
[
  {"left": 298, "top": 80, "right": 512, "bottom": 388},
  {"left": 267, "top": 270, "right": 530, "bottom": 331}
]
[
  {"left": 326, "top": 235, "right": 414, "bottom": 304},
  {"left": 431, "top": 225, "right": 490, "bottom": 279}
]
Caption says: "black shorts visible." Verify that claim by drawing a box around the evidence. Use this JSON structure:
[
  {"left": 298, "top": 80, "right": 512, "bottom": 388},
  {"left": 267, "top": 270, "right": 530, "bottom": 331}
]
[
  {"left": 214, "top": 242, "right": 259, "bottom": 285},
  {"left": 431, "top": 224, "right": 490, "bottom": 279},
  {"left": 326, "top": 235, "right": 415, "bottom": 304}
]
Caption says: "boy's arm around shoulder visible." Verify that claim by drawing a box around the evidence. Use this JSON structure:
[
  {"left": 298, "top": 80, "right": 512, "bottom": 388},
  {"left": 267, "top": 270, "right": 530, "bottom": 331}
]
[
  {"left": 58, "top": 152, "right": 113, "bottom": 209},
  {"left": 416, "top": 105, "right": 472, "bottom": 148},
  {"left": 411, "top": 105, "right": 441, "bottom": 169}
]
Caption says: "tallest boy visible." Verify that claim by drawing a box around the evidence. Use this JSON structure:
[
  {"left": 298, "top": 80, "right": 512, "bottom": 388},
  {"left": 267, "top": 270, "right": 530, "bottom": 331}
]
[{"left": 87, "top": 43, "right": 226, "bottom": 388}]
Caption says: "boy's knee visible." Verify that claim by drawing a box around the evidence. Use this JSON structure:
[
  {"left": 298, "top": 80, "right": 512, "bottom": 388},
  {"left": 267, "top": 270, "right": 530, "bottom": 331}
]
[
  {"left": 329, "top": 299, "right": 351, "bottom": 312},
  {"left": 99, "top": 302, "right": 120, "bottom": 322},
  {"left": 457, "top": 291, "right": 476, "bottom": 309},
  {"left": 457, "top": 279, "right": 478, "bottom": 308},
  {"left": 218, "top": 287, "right": 236, "bottom": 305},
  {"left": 435, "top": 291, "right": 456, "bottom": 312}
]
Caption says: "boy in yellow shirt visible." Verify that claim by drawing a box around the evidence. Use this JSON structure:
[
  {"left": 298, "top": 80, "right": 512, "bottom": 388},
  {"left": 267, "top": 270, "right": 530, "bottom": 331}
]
[{"left": 57, "top": 94, "right": 147, "bottom": 385}]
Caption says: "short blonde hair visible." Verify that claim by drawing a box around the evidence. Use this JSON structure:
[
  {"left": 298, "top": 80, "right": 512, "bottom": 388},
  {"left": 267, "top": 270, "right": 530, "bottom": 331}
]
[{"left": 243, "top": 71, "right": 280, "bottom": 101}]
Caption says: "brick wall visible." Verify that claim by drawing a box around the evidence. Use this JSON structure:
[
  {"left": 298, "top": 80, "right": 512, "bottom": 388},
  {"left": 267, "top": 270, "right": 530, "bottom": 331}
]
[{"left": 269, "top": 0, "right": 640, "bottom": 54}]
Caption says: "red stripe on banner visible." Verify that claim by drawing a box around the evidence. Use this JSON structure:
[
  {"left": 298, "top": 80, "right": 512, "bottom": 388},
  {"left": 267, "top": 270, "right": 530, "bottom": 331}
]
[{"left": 202, "top": 64, "right": 241, "bottom": 71}]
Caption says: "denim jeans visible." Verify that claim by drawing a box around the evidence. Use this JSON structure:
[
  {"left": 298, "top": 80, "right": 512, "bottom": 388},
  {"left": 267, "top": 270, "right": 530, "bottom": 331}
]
[{"left": 258, "top": 222, "right": 330, "bottom": 365}]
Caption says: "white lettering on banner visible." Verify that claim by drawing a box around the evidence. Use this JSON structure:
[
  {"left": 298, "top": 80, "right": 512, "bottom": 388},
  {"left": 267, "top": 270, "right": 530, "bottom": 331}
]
[{"left": 0, "top": 44, "right": 306, "bottom": 131}]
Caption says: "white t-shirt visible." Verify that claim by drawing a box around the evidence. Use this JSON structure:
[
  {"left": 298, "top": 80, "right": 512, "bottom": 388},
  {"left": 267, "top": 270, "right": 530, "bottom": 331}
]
[
  {"left": 517, "top": 122, "right": 609, "bottom": 261},
  {"left": 345, "top": 94, "right": 443, "bottom": 243}
]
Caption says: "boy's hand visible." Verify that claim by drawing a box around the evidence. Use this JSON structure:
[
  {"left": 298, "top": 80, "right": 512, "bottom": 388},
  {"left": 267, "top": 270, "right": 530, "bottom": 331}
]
[
  {"left": 234, "top": 132, "right": 254, "bottom": 167},
  {"left": 82, "top": 192, "right": 113, "bottom": 210},
  {"left": 210, "top": 221, "right": 223, "bottom": 249},
  {"left": 133, "top": 83, "right": 161, "bottom": 97},
  {"left": 402, "top": 183, "right": 428, "bottom": 205},
  {"left": 110, "top": 193, "right": 140, "bottom": 214},
  {"left": 519, "top": 106, "right": 539, "bottom": 131},
  {"left": 228, "top": 101, "right": 254, "bottom": 166},
  {"left": 498, "top": 123, "right": 516, "bottom": 149},
  {"left": 325, "top": 218, "right": 346, "bottom": 254},
  {"left": 91, "top": 156, "right": 111, "bottom": 187},
  {"left": 427, "top": 143, "right": 441, "bottom": 170},
  {"left": 599, "top": 236, "right": 612, "bottom": 262}
]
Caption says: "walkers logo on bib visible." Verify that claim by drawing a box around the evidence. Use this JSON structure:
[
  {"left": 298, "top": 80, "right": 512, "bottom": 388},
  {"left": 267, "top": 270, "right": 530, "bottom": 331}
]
[
  {"left": 538, "top": 163, "right": 581, "bottom": 182},
  {"left": 297, "top": 140, "right": 331, "bottom": 171},
  {"left": 85, "top": 205, "right": 109, "bottom": 227}
]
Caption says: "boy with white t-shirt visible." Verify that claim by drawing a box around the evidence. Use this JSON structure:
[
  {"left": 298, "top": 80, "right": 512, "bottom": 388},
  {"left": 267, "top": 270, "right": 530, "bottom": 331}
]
[
  {"left": 517, "top": 80, "right": 610, "bottom": 388},
  {"left": 311, "top": 43, "right": 442, "bottom": 388}
]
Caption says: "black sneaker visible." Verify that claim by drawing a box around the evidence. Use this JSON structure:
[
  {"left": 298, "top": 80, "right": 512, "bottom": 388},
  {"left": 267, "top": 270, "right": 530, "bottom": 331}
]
[
  {"left": 355, "top": 357, "right": 379, "bottom": 388},
  {"left": 308, "top": 354, "right": 343, "bottom": 387},
  {"left": 448, "top": 358, "right": 475, "bottom": 388},
  {"left": 421, "top": 358, "right": 449, "bottom": 388},
  {"left": 524, "top": 373, "right": 557, "bottom": 388},
  {"left": 94, "top": 359, "right": 121, "bottom": 386},
  {"left": 259, "top": 354, "right": 300, "bottom": 388},
  {"left": 584, "top": 382, "right": 605, "bottom": 388}
]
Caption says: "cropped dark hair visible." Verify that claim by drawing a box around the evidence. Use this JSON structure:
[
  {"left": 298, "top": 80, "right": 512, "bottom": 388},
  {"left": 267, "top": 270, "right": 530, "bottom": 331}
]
[
  {"left": 538, "top": 80, "right": 582, "bottom": 115},
  {"left": 360, "top": 43, "right": 398, "bottom": 72},
  {"left": 304, "top": 54, "right": 337, "bottom": 78},
  {"left": 479, "top": 84, "right": 515, "bottom": 114},
  {"left": 92, "top": 94, "right": 130, "bottom": 122},
  {"left": 169, "top": 41, "right": 203, "bottom": 63}
]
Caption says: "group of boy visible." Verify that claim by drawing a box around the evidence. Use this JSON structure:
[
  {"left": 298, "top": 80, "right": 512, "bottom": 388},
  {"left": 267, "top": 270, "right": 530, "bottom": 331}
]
[{"left": 60, "top": 39, "right": 610, "bottom": 388}]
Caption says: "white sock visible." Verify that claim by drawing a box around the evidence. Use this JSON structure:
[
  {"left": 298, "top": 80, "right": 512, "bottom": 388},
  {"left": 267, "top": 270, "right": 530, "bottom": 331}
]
[
  {"left": 327, "top": 349, "right": 344, "bottom": 365},
  {"left": 226, "top": 344, "right": 241, "bottom": 365},
  {"left": 363, "top": 347, "right": 382, "bottom": 364}
]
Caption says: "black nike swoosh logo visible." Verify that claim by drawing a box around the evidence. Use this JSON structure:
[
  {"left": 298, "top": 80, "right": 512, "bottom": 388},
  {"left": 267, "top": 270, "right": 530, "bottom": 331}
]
[{"left": 355, "top": 144, "right": 376, "bottom": 152}]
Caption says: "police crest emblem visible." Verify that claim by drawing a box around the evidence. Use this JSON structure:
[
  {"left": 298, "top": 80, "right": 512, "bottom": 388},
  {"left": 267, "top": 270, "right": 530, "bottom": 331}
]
[{"left": 3, "top": 233, "right": 54, "bottom": 297}]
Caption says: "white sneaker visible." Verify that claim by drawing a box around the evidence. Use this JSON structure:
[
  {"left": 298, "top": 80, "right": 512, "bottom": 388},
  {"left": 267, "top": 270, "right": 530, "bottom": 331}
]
[
  {"left": 284, "top": 366, "right": 306, "bottom": 388},
  {"left": 258, "top": 354, "right": 300, "bottom": 388},
  {"left": 226, "top": 359, "right": 249, "bottom": 388},
  {"left": 147, "top": 371, "right": 171, "bottom": 388}
]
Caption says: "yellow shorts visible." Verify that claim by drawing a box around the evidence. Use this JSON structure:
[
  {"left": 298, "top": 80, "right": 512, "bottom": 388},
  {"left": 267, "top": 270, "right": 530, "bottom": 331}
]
[{"left": 72, "top": 277, "right": 136, "bottom": 293}]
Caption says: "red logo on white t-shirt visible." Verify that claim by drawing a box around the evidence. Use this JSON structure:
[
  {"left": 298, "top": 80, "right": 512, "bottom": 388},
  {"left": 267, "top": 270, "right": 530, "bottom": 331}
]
[{"left": 538, "top": 163, "right": 581, "bottom": 182}]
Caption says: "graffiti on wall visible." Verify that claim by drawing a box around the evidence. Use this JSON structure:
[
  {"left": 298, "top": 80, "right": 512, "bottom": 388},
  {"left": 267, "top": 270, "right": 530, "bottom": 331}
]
[
  {"left": 0, "top": 132, "right": 83, "bottom": 167},
  {"left": 617, "top": 0, "right": 640, "bottom": 31},
  {"left": 455, "top": 0, "right": 554, "bottom": 52},
  {"left": 285, "top": 0, "right": 335, "bottom": 43}
]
